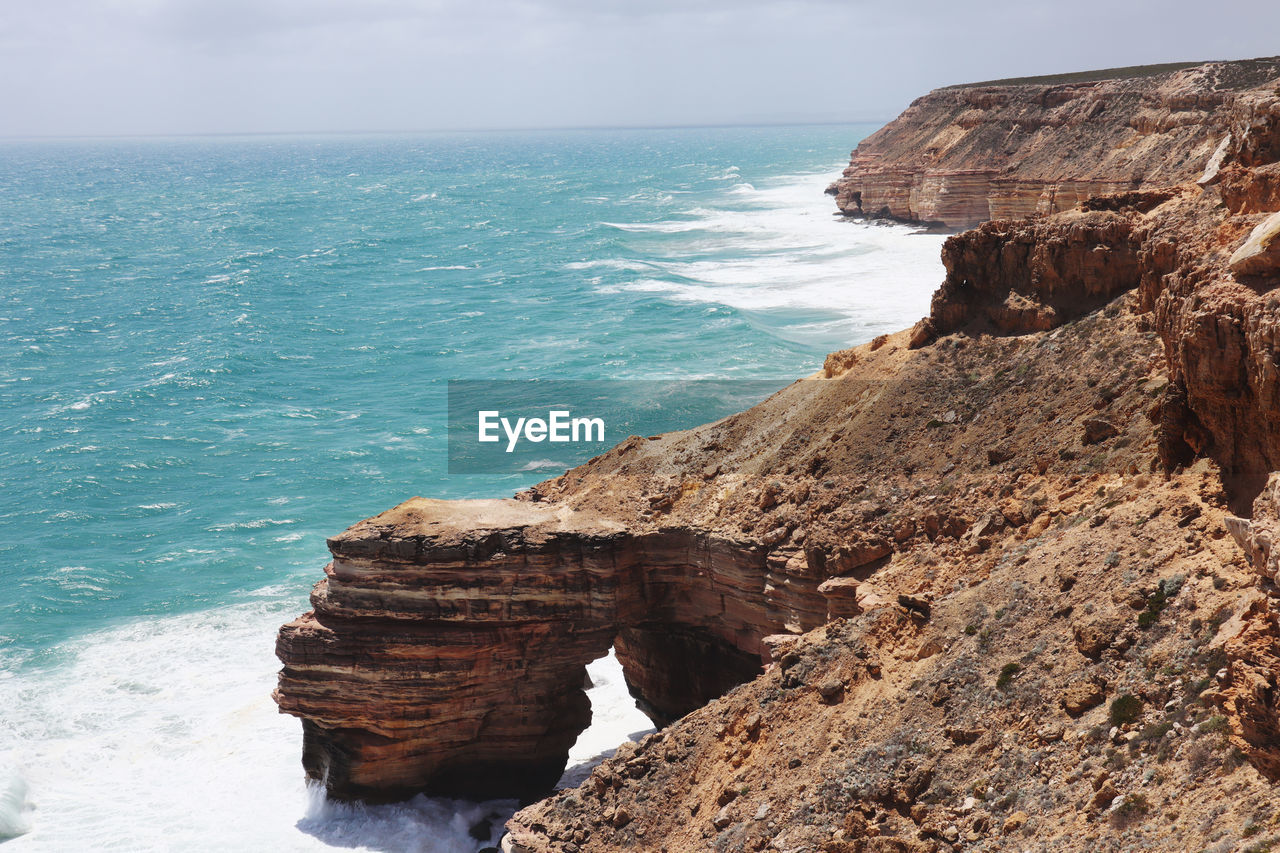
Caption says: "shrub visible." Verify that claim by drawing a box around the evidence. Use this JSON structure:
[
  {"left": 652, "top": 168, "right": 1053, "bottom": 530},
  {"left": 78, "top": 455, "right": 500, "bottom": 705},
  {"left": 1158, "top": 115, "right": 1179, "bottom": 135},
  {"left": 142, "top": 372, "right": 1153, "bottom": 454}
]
[
  {"left": 1200, "top": 715, "right": 1230, "bottom": 735},
  {"left": 1137, "top": 581, "right": 1176, "bottom": 629},
  {"left": 1139, "top": 721, "right": 1173, "bottom": 744},
  {"left": 1186, "top": 742, "right": 1217, "bottom": 775},
  {"left": 1187, "top": 677, "right": 1212, "bottom": 697},
  {"left": 1110, "top": 793, "right": 1149, "bottom": 828},
  {"left": 1110, "top": 694, "right": 1143, "bottom": 727},
  {"left": 997, "top": 662, "right": 1021, "bottom": 690}
]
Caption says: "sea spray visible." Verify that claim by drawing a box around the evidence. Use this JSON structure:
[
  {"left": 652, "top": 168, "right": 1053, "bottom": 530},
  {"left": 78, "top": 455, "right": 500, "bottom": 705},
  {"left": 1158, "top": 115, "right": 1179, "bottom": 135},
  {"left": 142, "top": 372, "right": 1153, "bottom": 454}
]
[
  {"left": 298, "top": 786, "right": 517, "bottom": 853},
  {"left": 0, "top": 761, "right": 31, "bottom": 840}
]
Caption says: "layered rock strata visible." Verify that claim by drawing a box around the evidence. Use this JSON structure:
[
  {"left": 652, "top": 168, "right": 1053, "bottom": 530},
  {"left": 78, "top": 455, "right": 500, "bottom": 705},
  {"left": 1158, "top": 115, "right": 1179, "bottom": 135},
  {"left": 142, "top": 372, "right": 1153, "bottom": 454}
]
[
  {"left": 896, "top": 84, "right": 1280, "bottom": 510},
  {"left": 275, "top": 497, "right": 888, "bottom": 799},
  {"left": 829, "top": 57, "right": 1280, "bottom": 228}
]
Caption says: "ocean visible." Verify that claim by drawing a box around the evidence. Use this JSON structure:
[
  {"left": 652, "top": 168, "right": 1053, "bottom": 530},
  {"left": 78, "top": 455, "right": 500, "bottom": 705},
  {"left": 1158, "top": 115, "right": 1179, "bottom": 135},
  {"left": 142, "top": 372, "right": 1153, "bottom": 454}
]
[{"left": 0, "top": 125, "right": 946, "bottom": 850}]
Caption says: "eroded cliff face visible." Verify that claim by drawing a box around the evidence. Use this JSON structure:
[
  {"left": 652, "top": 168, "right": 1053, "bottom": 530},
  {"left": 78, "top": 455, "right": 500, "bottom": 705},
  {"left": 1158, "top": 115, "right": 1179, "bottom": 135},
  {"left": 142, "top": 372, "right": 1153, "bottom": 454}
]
[
  {"left": 828, "top": 58, "right": 1280, "bottom": 229},
  {"left": 276, "top": 56, "right": 1280, "bottom": 853},
  {"left": 274, "top": 502, "right": 821, "bottom": 800},
  {"left": 894, "top": 87, "right": 1280, "bottom": 511}
]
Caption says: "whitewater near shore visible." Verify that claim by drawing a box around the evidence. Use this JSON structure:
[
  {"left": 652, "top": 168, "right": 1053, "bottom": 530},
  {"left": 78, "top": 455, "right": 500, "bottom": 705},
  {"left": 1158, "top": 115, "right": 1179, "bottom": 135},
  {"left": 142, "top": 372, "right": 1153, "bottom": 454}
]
[{"left": 0, "top": 126, "right": 947, "bottom": 851}]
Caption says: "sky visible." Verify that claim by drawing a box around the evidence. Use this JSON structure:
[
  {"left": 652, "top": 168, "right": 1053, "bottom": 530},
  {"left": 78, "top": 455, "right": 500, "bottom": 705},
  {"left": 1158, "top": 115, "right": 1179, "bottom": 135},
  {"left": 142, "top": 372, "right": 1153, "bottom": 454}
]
[{"left": 2, "top": 0, "right": 1279, "bottom": 137}]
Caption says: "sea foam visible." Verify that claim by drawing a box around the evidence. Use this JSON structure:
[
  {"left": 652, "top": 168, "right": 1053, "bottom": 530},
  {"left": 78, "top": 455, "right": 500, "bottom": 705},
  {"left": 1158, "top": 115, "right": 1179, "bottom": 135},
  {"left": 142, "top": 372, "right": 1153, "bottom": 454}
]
[
  {"left": 0, "top": 598, "right": 651, "bottom": 852},
  {"left": 0, "top": 761, "right": 31, "bottom": 840},
  {"left": 591, "top": 168, "right": 946, "bottom": 352}
]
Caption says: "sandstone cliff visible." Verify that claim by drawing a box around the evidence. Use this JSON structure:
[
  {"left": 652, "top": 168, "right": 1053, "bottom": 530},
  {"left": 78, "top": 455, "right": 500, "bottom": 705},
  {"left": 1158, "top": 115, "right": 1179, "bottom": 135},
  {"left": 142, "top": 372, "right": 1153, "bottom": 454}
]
[
  {"left": 276, "top": 57, "right": 1280, "bottom": 852},
  {"left": 828, "top": 57, "right": 1280, "bottom": 229}
]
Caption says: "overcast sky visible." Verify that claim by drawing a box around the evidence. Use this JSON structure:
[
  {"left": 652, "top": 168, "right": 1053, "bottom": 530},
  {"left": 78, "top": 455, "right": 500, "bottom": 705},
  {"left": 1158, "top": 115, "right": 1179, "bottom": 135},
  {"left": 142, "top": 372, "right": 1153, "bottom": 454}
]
[{"left": 2, "top": 0, "right": 1278, "bottom": 137}]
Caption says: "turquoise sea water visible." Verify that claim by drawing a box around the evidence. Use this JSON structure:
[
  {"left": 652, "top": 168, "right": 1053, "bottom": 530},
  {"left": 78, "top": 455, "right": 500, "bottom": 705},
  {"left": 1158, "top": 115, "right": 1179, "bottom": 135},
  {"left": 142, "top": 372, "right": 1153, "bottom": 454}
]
[{"left": 0, "top": 126, "right": 947, "bottom": 850}]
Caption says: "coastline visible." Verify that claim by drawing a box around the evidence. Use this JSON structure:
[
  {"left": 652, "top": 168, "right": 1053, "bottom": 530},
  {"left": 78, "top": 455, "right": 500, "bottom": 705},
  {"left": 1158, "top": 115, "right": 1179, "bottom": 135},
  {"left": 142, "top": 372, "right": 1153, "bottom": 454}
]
[
  {"left": 269, "top": 58, "right": 1280, "bottom": 853},
  {"left": 0, "top": 127, "right": 945, "bottom": 850}
]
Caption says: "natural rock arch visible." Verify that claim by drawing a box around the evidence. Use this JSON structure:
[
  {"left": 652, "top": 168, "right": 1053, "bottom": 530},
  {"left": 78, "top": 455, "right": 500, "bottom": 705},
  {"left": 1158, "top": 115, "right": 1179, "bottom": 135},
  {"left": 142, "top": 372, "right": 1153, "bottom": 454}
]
[{"left": 274, "top": 498, "right": 859, "bottom": 801}]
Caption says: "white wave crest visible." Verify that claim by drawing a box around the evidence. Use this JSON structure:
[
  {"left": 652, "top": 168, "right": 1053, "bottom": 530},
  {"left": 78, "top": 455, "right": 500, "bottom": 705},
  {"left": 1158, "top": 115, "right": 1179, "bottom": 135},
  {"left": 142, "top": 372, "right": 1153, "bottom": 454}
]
[
  {"left": 589, "top": 170, "right": 946, "bottom": 350},
  {"left": 518, "top": 458, "right": 569, "bottom": 471}
]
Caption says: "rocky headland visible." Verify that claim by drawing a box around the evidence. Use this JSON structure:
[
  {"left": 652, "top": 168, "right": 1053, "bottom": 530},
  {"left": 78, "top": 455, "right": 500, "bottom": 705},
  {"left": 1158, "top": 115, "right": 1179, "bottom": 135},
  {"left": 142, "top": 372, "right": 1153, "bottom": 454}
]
[
  {"left": 827, "top": 58, "right": 1280, "bottom": 229},
  {"left": 276, "top": 57, "right": 1280, "bottom": 851}
]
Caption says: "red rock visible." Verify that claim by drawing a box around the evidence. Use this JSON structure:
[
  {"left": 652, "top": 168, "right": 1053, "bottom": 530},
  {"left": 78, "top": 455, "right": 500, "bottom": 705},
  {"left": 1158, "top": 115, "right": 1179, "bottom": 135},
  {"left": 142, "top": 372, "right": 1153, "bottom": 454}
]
[
  {"left": 1061, "top": 678, "right": 1107, "bottom": 716},
  {"left": 1219, "top": 598, "right": 1280, "bottom": 780},
  {"left": 1082, "top": 418, "right": 1120, "bottom": 445},
  {"left": 929, "top": 211, "right": 1144, "bottom": 337},
  {"left": 830, "top": 60, "right": 1280, "bottom": 229},
  {"left": 907, "top": 318, "right": 937, "bottom": 349},
  {"left": 1220, "top": 476, "right": 1280, "bottom": 780},
  {"left": 275, "top": 498, "right": 851, "bottom": 800}
]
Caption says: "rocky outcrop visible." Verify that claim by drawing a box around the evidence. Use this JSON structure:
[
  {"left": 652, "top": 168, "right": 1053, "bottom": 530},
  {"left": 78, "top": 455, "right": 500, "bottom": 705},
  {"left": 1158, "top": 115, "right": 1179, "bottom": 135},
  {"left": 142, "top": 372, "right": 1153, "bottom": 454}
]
[
  {"left": 899, "top": 81, "right": 1280, "bottom": 514},
  {"left": 927, "top": 209, "right": 1145, "bottom": 335},
  {"left": 1230, "top": 210, "right": 1280, "bottom": 276},
  {"left": 829, "top": 58, "right": 1280, "bottom": 228},
  {"left": 1226, "top": 473, "right": 1280, "bottom": 584},
  {"left": 276, "top": 497, "right": 891, "bottom": 800},
  {"left": 1135, "top": 96, "right": 1280, "bottom": 505},
  {"left": 1219, "top": 600, "right": 1280, "bottom": 780},
  {"left": 1221, "top": 474, "right": 1280, "bottom": 780},
  {"left": 278, "top": 283, "right": 1179, "bottom": 809}
]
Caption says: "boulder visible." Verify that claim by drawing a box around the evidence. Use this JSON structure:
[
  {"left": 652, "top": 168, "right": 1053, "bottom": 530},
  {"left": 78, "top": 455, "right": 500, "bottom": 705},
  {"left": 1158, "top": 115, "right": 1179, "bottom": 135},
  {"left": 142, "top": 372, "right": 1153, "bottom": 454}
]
[
  {"left": 1073, "top": 613, "right": 1124, "bottom": 659},
  {"left": 818, "top": 576, "right": 861, "bottom": 619},
  {"left": 908, "top": 318, "right": 938, "bottom": 349},
  {"left": 1061, "top": 678, "right": 1107, "bottom": 716},
  {"left": 1229, "top": 211, "right": 1280, "bottom": 278},
  {"left": 1082, "top": 418, "right": 1119, "bottom": 445}
]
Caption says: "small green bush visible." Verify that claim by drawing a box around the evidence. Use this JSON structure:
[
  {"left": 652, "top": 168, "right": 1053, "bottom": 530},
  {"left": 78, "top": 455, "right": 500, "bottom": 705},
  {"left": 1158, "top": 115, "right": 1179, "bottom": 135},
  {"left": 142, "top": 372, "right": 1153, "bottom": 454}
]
[
  {"left": 997, "top": 662, "right": 1021, "bottom": 690},
  {"left": 1110, "top": 694, "right": 1143, "bottom": 727},
  {"left": 1200, "top": 714, "right": 1230, "bottom": 735},
  {"left": 1110, "top": 793, "right": 1149, "bottom": 827},
  {"left": 1137, "top": 583, "right": 1173, "bottom": 630}
]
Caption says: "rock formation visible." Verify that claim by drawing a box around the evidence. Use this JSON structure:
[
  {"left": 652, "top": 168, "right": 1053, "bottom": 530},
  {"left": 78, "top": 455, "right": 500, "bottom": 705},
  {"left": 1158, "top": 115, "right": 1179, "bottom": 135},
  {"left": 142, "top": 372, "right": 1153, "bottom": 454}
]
[
  {"left": 274, "top": 496, "right": 888, "bottom": 799},
  {"left": 1230, "top": 210, "right": 1280, "bottom": 276},
  {"left": 828, "top": 58, "right": 1280, "bottom": 229},
  {"left": 1222, "top": 475, "right": 1280, "bottom": 780},
  {"left": 926, "top": 209, "right": 1146, "bottom": 336},
  {"left": 277, "top": 55, "right": 1280, "bottom": 851}
]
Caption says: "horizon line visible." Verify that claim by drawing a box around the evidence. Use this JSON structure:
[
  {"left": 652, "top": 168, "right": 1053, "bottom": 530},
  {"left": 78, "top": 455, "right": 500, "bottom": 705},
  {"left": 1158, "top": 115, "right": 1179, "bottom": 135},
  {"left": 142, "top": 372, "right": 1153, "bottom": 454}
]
[{"left": 0, "top": 117, "right": 892, "bottom": 144}]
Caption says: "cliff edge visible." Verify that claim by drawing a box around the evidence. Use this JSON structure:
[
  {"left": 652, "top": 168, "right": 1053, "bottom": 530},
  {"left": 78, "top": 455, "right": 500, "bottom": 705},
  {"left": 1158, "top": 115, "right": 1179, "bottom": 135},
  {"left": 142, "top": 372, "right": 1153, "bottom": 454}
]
[
  {"left": 276, "top": 56, "right": 1280, "bottom": 852},
  {"left": 828, "top": 57, "right": 1280, "bottom": 229}
]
